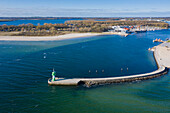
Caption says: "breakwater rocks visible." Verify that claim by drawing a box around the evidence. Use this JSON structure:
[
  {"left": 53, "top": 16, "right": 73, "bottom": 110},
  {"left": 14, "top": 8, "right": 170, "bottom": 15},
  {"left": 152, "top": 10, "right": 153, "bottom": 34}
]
[
  {"left": 81, "top": 67, "right": 168, "bottom": 87},
  {"left": 48, "top": 66, "right": 168, "bottom": 87}
]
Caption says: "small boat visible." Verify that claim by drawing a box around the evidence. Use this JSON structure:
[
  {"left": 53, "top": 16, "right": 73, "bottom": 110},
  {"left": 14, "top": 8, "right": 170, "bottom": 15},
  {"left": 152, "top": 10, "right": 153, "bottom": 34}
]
[
  {"left": 135, "top": 30, "right": 147, "bottom": 33},
  {"left": 153, "top": 38, "right": 164, "bottom": 42}
]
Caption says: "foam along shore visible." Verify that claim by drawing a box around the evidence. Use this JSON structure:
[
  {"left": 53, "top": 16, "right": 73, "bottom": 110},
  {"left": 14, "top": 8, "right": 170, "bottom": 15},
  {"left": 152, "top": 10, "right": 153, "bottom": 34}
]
[
  {"left": 48, "top": 42, "right": 170, "bottom": 87},
  {"left": 0, "top": 33, "right": 101, "bottom": 41}
]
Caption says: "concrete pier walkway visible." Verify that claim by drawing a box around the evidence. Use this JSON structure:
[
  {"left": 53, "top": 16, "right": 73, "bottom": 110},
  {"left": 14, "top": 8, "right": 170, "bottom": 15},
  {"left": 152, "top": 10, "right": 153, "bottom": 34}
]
[{"left": 48, "top": 42, "right": 170, "bottom": 87}]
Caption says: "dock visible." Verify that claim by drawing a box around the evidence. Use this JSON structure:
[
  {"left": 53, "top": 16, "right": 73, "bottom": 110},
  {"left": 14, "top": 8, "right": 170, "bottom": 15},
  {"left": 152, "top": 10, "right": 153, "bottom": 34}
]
[{"left": 48, "top": 42, "right": 170, "bottom": 87}]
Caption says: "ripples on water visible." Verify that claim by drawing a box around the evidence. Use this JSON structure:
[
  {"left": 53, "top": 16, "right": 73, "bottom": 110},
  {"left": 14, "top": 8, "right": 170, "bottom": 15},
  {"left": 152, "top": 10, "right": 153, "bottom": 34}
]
[{"left": 0, "top": 30, "right": 170, "bottom": 113}]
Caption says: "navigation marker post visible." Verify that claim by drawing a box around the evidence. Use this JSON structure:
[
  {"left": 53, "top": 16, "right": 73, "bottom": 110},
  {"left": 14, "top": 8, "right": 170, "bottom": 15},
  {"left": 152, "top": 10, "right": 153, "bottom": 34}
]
[{"left": 52, "top": 68, "right": 56, "bottom": 81}]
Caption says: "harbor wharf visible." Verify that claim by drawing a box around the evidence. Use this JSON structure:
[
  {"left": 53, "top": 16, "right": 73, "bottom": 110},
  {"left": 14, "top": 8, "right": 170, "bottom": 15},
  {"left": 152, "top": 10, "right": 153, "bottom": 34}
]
[{"left": 48, "top": 42, "right": 170, "bottom": 87}]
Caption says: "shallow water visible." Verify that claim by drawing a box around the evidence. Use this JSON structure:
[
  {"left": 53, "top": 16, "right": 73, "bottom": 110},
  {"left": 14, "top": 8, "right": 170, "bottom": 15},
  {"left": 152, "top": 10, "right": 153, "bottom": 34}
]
[{"left": 0, "top": 30, "right": 170, "bottom": 113}]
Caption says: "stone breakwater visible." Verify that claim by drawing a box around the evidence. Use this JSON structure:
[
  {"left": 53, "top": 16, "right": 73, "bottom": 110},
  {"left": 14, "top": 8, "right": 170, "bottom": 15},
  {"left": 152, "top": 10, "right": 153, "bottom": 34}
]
[
  {"left": 48, "top": 42, "right": 170, "bottom": 87},
  {"left": 80, "top": 67, "right": 168, "bottom": 87},
  {"left": 48, "top": 67, "right": 168, "bottom": 87}
]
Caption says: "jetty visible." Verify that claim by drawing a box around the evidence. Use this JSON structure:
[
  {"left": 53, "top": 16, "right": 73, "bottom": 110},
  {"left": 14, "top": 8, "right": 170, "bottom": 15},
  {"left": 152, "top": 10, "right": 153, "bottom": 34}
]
[{"left": 48, "top": 42, "right": 170, "bottom": 87}]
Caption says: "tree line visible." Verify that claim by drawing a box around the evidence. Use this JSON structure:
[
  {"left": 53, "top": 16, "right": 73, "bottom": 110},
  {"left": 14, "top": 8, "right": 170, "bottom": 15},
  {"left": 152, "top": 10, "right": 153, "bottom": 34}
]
[{"left": 0, "top": 20, "right": 169, "bottom": 36}]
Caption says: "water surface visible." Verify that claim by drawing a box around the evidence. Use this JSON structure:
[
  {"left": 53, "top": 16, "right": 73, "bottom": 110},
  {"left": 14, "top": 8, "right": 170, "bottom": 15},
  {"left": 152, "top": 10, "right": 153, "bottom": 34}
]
[
  {"left": 0, "top": 18, "right": 83, "bottom": 25},
  {"left": 0, "top": 29, "right": 170, "bottom": 113}
]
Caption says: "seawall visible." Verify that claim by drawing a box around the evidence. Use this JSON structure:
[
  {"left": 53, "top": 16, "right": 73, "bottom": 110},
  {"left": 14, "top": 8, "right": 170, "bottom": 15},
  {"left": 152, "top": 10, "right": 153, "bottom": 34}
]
[{"left": 48, "top": 42, "right": 170, "bottom": 87}]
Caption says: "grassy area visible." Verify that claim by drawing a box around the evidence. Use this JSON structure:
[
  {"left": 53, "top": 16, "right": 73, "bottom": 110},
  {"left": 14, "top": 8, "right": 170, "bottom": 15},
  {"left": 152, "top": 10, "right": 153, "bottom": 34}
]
[
  {"left": 11, "top": 31, "right": 72, "bottom": 36},
  {"left": 0, "top": 32, "right": 21, "bottom": 36},
  {"left": 167, "top": 40, "right": 170, "bottom": 42},
  {"left": 0, "top": 19, "right": 13, "bottom": 22}
]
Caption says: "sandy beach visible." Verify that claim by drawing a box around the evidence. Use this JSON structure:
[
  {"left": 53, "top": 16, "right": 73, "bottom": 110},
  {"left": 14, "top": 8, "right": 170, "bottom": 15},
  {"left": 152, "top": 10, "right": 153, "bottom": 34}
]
[
  {"left": 0, "top": 33, "right": 101, "bottom": 41},
  {"left": 154, "top": 42, "right": 170, "bottom": 68},
  {"left": 0, "top": 32, "right": 129, "bottom": 41}
]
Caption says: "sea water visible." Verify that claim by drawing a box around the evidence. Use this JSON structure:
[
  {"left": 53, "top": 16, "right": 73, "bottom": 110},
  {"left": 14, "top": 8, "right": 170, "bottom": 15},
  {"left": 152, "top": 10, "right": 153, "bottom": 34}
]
[
  {"left": 0, "top": 18, "right": 84, "bottom": 25},
  {"left": 0, "top": 29, "right": 170, "bottom": 112}
]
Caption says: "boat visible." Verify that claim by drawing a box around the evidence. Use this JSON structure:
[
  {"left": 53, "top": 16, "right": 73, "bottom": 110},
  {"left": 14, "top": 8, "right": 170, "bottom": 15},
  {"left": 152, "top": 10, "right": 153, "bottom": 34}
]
[
  {"left": 153, "top": 38, "right": 164, "bottom": 42},
  {"left": 135, "top": 30, "right": 147, "bottom": 33}
]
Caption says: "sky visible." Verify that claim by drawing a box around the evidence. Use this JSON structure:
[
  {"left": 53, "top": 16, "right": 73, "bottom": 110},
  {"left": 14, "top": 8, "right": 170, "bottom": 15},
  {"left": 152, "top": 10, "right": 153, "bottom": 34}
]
[{"left": 0, "top": 0, "right": 170, "bottom": 17}]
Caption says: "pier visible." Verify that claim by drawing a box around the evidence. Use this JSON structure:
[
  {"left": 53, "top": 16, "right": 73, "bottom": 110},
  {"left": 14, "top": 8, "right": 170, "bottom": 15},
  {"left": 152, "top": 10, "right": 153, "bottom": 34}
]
[{"left": 48, "top": 42, "right": 170, "bottom": 87}]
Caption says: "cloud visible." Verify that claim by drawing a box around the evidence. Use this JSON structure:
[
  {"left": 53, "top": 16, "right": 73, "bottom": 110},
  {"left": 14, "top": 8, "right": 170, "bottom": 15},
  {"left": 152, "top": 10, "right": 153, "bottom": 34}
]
[{"left": 0, "top": 8, "right": 170, "bottom": 17}]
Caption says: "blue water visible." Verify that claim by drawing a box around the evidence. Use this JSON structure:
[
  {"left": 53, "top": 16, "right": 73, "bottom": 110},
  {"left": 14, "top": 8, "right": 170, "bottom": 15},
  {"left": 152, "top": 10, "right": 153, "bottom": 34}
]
[
  {"left": 0, "top": 18, "right": 83, "bottom": 25},
  {"left": 0, "top": 30, "right": 170, "bottom": 112}
]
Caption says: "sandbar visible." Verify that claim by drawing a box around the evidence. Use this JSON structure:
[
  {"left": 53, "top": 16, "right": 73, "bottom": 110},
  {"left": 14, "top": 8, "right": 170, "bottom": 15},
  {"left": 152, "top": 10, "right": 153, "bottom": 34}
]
[{"left": 0, "top": 33, "right": 101, "bottom": 41}]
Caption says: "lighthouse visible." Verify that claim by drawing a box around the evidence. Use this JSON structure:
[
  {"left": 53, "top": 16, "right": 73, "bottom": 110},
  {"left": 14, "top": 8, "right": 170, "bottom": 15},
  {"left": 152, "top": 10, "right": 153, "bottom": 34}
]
[{"left": 52, "top": 68, "right": 56, "bottom": 81}]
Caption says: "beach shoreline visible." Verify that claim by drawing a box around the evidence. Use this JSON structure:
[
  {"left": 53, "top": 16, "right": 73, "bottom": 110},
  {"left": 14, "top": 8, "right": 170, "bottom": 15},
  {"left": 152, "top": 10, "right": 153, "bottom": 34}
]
[
  {"left": 0, "top": 33, "right": 102, "bottom": 41},
  {"left": 0, "top": 32, "right": 128, "bottom": 41}
]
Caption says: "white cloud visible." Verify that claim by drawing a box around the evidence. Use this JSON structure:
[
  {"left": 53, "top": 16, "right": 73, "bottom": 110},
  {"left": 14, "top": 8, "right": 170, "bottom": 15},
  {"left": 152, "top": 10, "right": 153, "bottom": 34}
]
[{"left": 0, "top": 8, "right": 170, "bottom": 17}]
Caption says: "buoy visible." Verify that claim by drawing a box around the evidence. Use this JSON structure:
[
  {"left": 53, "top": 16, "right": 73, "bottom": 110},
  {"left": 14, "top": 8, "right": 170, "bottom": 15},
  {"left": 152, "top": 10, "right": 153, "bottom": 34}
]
[
  {"left": 96, "top": 70, "right": 98, "bottom": 73},
  {"left": 89, "top": 70, "right": 91, "bottom": 73},
  {"left": 127, "top": 68, "right": 128, "bottom": 71},
  {"left": 102, "top": 70, "right": 104, "bottom": 72},
  {"left": 121, "top": 68, "right": 123, "bottom": 71}
]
